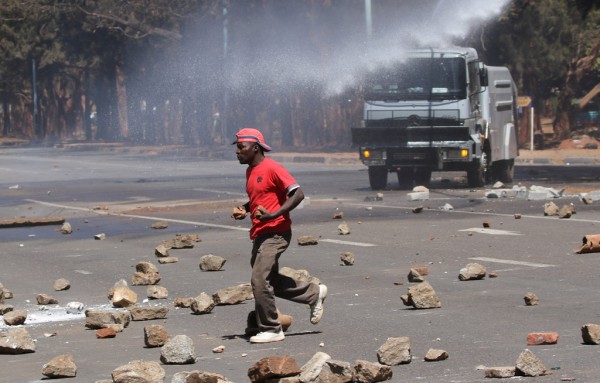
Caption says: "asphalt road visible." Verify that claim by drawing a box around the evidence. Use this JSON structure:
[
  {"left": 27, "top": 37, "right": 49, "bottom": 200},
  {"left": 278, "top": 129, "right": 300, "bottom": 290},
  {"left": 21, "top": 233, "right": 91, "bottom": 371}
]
[{"left": 1, "top": 148, "right": 600, "bottom": 383}]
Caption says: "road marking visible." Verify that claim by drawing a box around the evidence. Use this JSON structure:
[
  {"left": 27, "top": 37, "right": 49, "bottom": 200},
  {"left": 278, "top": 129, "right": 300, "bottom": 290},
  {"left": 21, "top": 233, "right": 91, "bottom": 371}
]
[
  {"left": 320, "top": 239, "right": 376, "bottom": 247},
  {"left": 459, "top": 228, "right": 521, "bottom": 235},
  {"left": 469, "top": 257, "right": 555, "bottom": 268}
]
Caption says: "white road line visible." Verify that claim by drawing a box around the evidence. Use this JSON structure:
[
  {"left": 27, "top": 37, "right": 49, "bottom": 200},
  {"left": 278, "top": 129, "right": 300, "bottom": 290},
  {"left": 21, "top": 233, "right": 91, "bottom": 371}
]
[
  {"left": 320, "top": 238, "right": 376, "bottom": 247},
  {"left": 469, "top": 257, "right": 555, "bottom": 268},
  {"left": 459, "top": 228, "right": 521, "bottom": 235}
]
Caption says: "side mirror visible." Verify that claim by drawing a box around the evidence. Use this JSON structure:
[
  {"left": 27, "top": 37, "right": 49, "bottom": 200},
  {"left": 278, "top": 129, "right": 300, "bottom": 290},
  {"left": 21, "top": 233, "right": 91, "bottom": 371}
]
[{"left": 479, "top": 67, "right": 488, "bottom": 87}]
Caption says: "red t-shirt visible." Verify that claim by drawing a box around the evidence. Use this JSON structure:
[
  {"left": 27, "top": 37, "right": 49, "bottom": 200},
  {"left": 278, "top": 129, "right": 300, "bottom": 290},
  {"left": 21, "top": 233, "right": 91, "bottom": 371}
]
[{"left": 246, "top": 157, "right": 299, "bottom": 239}]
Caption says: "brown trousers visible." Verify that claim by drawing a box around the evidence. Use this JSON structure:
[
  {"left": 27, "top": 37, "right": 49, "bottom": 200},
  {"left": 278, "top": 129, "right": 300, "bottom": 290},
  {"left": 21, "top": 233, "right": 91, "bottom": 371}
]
[{"left": 250, "top": 231, "right": 319, "bottom": 332}]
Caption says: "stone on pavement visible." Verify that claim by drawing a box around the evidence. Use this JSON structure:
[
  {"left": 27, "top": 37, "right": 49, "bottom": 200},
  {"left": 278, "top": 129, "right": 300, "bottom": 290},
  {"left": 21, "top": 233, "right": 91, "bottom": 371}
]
[
  {"left": 524, "top": 292, "right": 539, "bottom": 306},
  {"left": 96, "top": 328, "right": 117, "bottom": 339},
  {"left": 60, "top": 222, "right": 72, "bottom": 234},
  {"left": 515, "top": 349, "right": 547, "bottom": 377},
  {"left": 338, "top": 222, "right": 350, "bottom": 235},
  {"left": 151, "top": 221, "right": 169, "bottom": 229},
  {"left": 404, "top": 281, "right": 441, "bottom": 309},
  {"left": 191, "top": 292, "right": 215, "bottom": 314},
  {"left": 129, "top": 305, "right": 169, "bottom": 321},
  {"left": 155, "top": 244, "right": 170, "bottom": 257},
  {"left": 377, "top": 337, "right": 411, "bottom": 366},
  {"left": 41, "top": 353, "right": 77, "bottom": 378},
  {"left": 53, "top": 278, "right": 71, "bottom": 291},
  {"left": 526, "top": 332, "right": 559, "bottom": 345},
  {"left": 132, "top": 261, "right": 161, "bottom": 285},
  {"left": 340, "top": 252, "right": 355, "bottom": 266},
  {"left": 575, "top": 234, "right": 600, "bottom": 254},
  {"left": 65, "top": 301, "right": 84, "bottom": 314},
  {"left": 317, "top": 359, "right": 354, "bottom": 383},
  {"left": 280, "top": 267, "right": 321, "bottom": 285},
  {"left": 144, "top": 325, "right": 169, "bottom": 348},
  {"left": 174, "top": 297, "right": 195, "bottom": 308},
  {"left": 213, "top": 283, "right": 253, "bottom": 305},
  {"left": 0, "top": 327, "right": 36, "bottom": 354},
  {"left": 160, "top": 335, "right": 196, "bottom": 364},
  {"left": 299, "top": 351, "right": 331, "bottom": 383},
  {"left": 484, "top": 366, "right": 516, "bottom": 378},
  {"left": 158, "top": 256, "right": 178, "bottom": 264},
  {"left": 112, "top": 286, "right": 138, "bottom": 307},
  {"left": 458, "top": 263, "right": 487, "bottom": 281},
  {"left": 112, "top": 360, "right": 165, "bottom": 383},
  {"left": 407, "top": 268, "right": 424, "bottom": 282},
  {"left": 332, "top": 211, "right": 344, "bottom": 219},
  {"left": 581, "top": 323, "right": 600, "bottom": 344},
  {"left": 36, "top": 293, "right": 59, "bottom": 305},
  {"left": 248, "top": 355, "right": 301, "bottom": 383},
  {"left": 199, "top": 254, "right": 226, "bottom": 271},
  {"left": 171, "top": 370, "right": 231, "bottom": 383},
  {"left": 297, "top": 235, "right": 319, "bottom": 246},
  {"left": 543, "top": 201, "right": 559, "bottom": 216},
  {"left": 85, "top": 309, "right": 130, "bottom": 331},
  {"left": 147, "top": 286, "right": 168, "bottom": 300},
  {"left": 3, "top": 309, "right": 27, "bottom": 325},
  {"left": 353, "top": 359, "right": 393, "bottom": 383},
  {"left": 424, "top": 348, "right": 448, "bottom": 361}
]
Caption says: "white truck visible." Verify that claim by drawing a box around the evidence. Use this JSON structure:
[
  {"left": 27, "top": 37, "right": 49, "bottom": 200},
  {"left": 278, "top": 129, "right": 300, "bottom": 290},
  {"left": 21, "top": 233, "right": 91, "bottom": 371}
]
[{"left": 351, "top": 47, "right": 519, "bottom": 189}]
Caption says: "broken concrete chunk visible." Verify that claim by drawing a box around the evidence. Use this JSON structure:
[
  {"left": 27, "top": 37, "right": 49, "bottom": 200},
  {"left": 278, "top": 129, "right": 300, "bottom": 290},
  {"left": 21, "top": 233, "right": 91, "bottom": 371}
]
[
  {"left": 213, "top": 283, "right": 253, "bottom": 305},
  {"left": 580, "top": 193, "right": 593, "bottom": 204},
  {"left": 154, "top": 244, "right": 170, "bottom": 257},
  {"left": 575, "top": 234, "right": 600, "bottom": 254},
  {"left": 199, "top": 254, "right": 226, "bottom": 271},
  {"left": 0, "top": 328, "right": 36, "bottom": 354},
  {"left": 299, "top": 351, "right": 331, "bottom": 383},
  {"left": 144, "top": 325, "right": 169, "bottom": 348},
  {"left": 150, "top": 221, "right": 168, "bottom": 229},
  {"left": 3, "top": 310, "right": 27, "bottom": 326},
  {"left": 543, "top": 201, "right": 559, "bottom": 216},
  {"left": 298, "top": 235, "right": 319, "bottom": 246},
  {"left": 0, "top": 216, "right": 65, "bottom": 228},
  {"left": 65, "top": 302, "right": 84, "bottom": 314},
  {"left": 85, "top": 309, "right": 130, "bottom": 330},
  {"left": 160, "top": 334, "right": 196, "bottom": 365},
  {"left": 340, "top": 252, "right": 355, "bottom": 266},
  {"left": 527, "top": 332, "right": 559, "bottom": 345},
  {"left": 132, "top": 270, "right": 161, "bottom": 286},
  {"left": 128, "top": 305, "right": 169, "bottom": 321},
  {"left": 190, "top": 292, "right": 215, "bottom": 314},
  {"left": 524, "top": 292, "right": 539, "bottom": 306},
  {"left": 53, "top": 278, "right": 71, "bottom": 291},
  {"left": 353, "top": 359, "right": 393, "bottom": 383},
  {"left": 172, "top": 371, "right": 231, "bottom": 383},
  {"left": 405, "top": 281, "right": 441, "bottom": 309},
  {"left": 484, "top": 366, "right": 516, "bottom": 378},
  {"left": 440, "top": 203, "right": 453, "bottom": 211},
  {"left": 558, "top": 204, "right": 573, "bottom": 218},
  {"left": 112, "top": 286, "right": 138, "bottom": 307},
  {"left": 248, "top": 355, "right": 301, "bottom": 383},
  {"left": 515, "top": 349, "right": 547, "bottom": 377},
  {"left": 36, "top": 293, "right": 58, "bottom": 305},
  {"left": 377, "top": 336, "right": 411, "bottom": 366},
  {"left": 424, "top": 348, "right": 448, "bottom": 361},
  {"left": 317, "top": 359, "right": 354, "bottom": 383},
  {"left": 412, "top": 206, "right": 424, "bottom": 213},
  {"left": 338, "top": 222, "right": 351, "bottom": 235},
  {"left": 157, "top": 257, "right": 178, "bottom": 264},
  {"left": 96, "top": 328, "right": 117, "bottom": 339},
  {"left": 112, "top": 360, "right": 165, "bottom": 383},
  {"left": 407, "top": 268, "right": 424, "bottom": 283},
  {"left": 581, "top": 323, "right": 600, "bottom": 345},
  {"left": 147, "top": 286, "right": 168, "bottom": 300},
  {"left": 458, "top": 263, "right": 487, "bottom": 281},
  {"left": 280, "top": 267, "right": 321, "bottom": 285},
  {"left": 173, "top": 297, "right": 195, "bottom": 308}
]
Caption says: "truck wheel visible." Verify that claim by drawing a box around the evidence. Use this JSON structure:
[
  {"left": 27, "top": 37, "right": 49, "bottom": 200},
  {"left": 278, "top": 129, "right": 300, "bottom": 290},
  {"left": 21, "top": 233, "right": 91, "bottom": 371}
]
[
  {"left": 368, "top": 166, "right": 388, "bottom": 190},
  {"left": 467, "top": 159, "right": 485, "bottom": 188},
  {"left": 494, "top": 159, "right": 514, "bottom": 183},
  {"left": 396, "top": 168, "right": 414, "bottom": 189}
]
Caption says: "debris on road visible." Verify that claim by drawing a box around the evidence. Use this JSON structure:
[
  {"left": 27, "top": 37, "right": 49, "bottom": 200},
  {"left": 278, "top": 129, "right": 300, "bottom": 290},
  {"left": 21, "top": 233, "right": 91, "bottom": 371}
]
[
  {"left": 527, "top": 332, "right": 559, "bottom": 345},
  {"left": 60, "top": 222, "right": 72, "bottom": 234},
  {"left": 340, "top": 251, "right": 355, "bottom": 266},
  {"left": 160, "top": 334, "right": 196, "bottom": 365},
  {"left": 94, "top": 233, "right": 106, "bottom": 240},
  {"left": 199, "top": 254, "right": 226, "bottom": 271},
  {"left": 248, "top": 355, "right": 300, "bottom": 382},
  {"left": 41, "top": 353, "right": 77, "bottom": 378},
  {"left": 298, "top": 235, "right": 319, "bottom": 246},
  {"left": 401, "top": 281, "right": 441, "bottom": 309},
  {"left": 424, "top": 348, "right": 448, "bottom": 362},
  {"left": 146, "top": 286, "right": 168, "bottom": 300},
  {"left": 3, "top": 309, "right": 27, "bottom": 325},
  {"left": 515, "top": 348, "right": 548, "bottom": 377},
  {"left": 111, "top": 360, "right": 164, "bottom": 383},
  {"left": 190, "top": 293, "right": 215, "bottom": 314},
  {"left": 338, "top": 221, "right": 351, "bottom": 235},
  {"left": 524, "top": 292, "right": 539, "bottom": 306},
  {"left": 53, "top": 278, "right": 71, "bottom": 291},
  {"left": 96, "top": 328, "right": 117, "bottom": 339},
  {"left": 377, "top": 336, "right": 411, "bottom": 365},
  {"left": 581, "top": 323, "right": 600, "bottom": 344},
  {"left": 0, "top": 328, "right": 36, "bottom": 354},
  {"left": 144, "top": 325, "right": 169, "bottom": 348},
  {"left": 575, "top": 234, "right": 600, "bottom": 254},
  {"left": 458, "top": 263, "right": 486, "bottom": 281},
  {"left": 128, "top": 305, "right": 169, "bottom": 321},
  {"left": 132, "top": 262, "right": 161, "bottom": 286},
  {"left": 0, "top": 216, "right": 65, "bottom": 228},
  {"left": 150, "top": 221, "right": 168, "bottom": 229},
  {"left": 332, "top": 211, "right": 344, "bottom": 219},
  {"left": 212, "top": 283, "right": 253, "bottom": 305},
  {"left": 36, "top": 294, "right": 58, "bottom": 305}
]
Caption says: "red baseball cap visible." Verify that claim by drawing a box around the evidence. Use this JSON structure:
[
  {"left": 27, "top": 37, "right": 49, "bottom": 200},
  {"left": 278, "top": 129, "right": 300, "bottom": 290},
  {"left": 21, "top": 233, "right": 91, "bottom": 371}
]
[{"left": 232, "top": 128, "right": 272, "bottom": 152}]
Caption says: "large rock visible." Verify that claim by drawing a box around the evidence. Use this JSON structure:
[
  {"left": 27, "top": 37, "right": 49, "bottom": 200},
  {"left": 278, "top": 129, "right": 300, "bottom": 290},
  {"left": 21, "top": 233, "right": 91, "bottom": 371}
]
[
  {"left": 248, "top": 355, "right": 301, "bottom": 383},
  {"left": 85, "top": 309, "right": 130, "bottom": 331},
  {"left": 317, "top": 360, "right": 354, "bottom": 383},
  {"left": 144, "top": 325, "right": 169, "bottom": 348},
  {"left": 199, "top": 254, "right": 226, "bottom": 271},
  {"left": 581, "top": 323, "right": 600, "bottom": 345},
  {"left": 191, "top": 293, "right": 215, "bottom": 314},
  {"left": 213, "top": 283, "right": 253, "bottom": 305},
  {"left": 36, "top": 293, "right": 59, "bottom": 305},
  {"left": 458, "top": 263, "right": 486, "bottom": 281},
  {"left": 280, "top": 267, "right": 321, "bottom": 286},
  {"left": 112, "top": 360, "right": 165, "bottom": 383},
  {"left": 132, "top": 262, "right": 161, "bottom": 286},
  {"left": 424, "top": 348, "right": 448, "bottom": 362},
  {"left": 171, "top": 370, "right": 231, "bottom": 383},
  {"left": 484, "top": 366, "right": 516, "bottom": 378},
  {"left": 155, "top": 244, "right": 170, "bottom": 257},
  {"left": 147, "top": 286, "right": 168, "bottom": 300},
  {"left": 353, "top": 360, "right": 392, "bottom": 383},
  {"left": 112, "top": 286, "right": 138, "bottom": 307},
  {"left": 377, "top": 337, "right": 411, "bottom": 366},
  {"left": 299, "top": 351, "right": 331, "bottom": 382},
  {"left": 0, "top": 328, "right": 36, "bottom": 354},
  {"left": 129, "top": 305, "right": 169, "bottom": 321},
  {"left": 403, "top": 281, "right": 441, "bottom": 309},
  {"left": 297, "top": 236, "right": 319, "bottom": 246},
  {"left": 3, "top": 309, "right": 27, "bottom": 325},
  {"left": 42, "top": 354, "right": 77, "bottom": 378},
  {"left": 53, "top": 278, "right": 71, "bottom": 291},
  {"left": 160, "top": 335, "right": 196, "bottom": 365},
  {"left": 515, "top": 349, "right": 547, "bottom": 377}
]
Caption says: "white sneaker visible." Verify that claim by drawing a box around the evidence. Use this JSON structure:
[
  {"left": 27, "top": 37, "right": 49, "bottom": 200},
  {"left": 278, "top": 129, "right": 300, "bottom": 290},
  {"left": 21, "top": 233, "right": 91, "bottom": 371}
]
[
  {"left": 310, "top": 284, "right": 328, "bottom": 324},
  {"left": 249, "top": 330, "right": 285, "bottom": 343}
]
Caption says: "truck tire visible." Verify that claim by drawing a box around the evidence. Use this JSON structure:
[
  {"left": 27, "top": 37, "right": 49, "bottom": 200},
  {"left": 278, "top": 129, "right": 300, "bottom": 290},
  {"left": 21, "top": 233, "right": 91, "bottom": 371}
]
[
  {"left": 467, "top": 159, "right": 485, "bottom": 188},
  {"left": 414, "top": 169, "right": 432, "bottom": 188},
  {"left": 368, "top": 166, "right": 388, "bottom": 190},
  {"left": 493, "top": 159, "right": 514, "bottom": 183},
  {"left": 396, "top": 168, "right": 414, "bottom": 189}
]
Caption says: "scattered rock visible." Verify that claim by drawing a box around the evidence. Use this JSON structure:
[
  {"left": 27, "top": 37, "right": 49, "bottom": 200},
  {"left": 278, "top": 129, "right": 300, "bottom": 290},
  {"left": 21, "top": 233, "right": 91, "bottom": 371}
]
[
  {"left": 0, "top": 304, "right": 14, "bottom": 314},
  {"left": 377, "top": 337, "right": 411, "bottom": 365},
  {"left": 515, "top": 348, "right": 547, "bottom": 377},
  {"left": 151, "top": 221, "right": 169, "bottom": 229},
  {"left": 213, "top": 283, "right": 253, "bottom": 305},
  {"left": 543, "top": 201, "right": 559, "bottom": 216},
  {"left": 403, "top": 281, "right": 441, "bottom": 309},
  {"left": 42, "top": 353, "right": 77, "bottom": 378},
  {"left": 53, "top": 278, "right": 71, "bottom": 291},
  {"left": 580, "top": 193, "right": 593, "bottom": 205},
  {"left": 492, "top": 181, "right": 505, "bottom": 189},
  {"left": 248, "top": 355, "right": 301, "bottom": 383},
  {"left": 482, "top": 221, "right": 490, "bottom": 228},
  {"left": 0, "top": 328, "right": 36, "bottom": 354},
  {"left": 527, "top": 332, "right": 559, "bottom": 345},
  {"left": 407, "top": 191, "right": 429, "bottom": 201},
  {"left": 172, "top": 370, "right": 231, "bottom": 383},
  {"left": 280, "top": 267, "right": 321, "bottom": 285},
  {"left": 112, "top": 360, "right": 165, "bottom": 383},
  {"left": 353, "top": 359, "right": 393, "bottom": 383},
  {"left": 128, "top": 305, "right": 169, "bottom": 321},
  {"left": 340, "top": 252, "right": 355, "bottom": 266},
  {"left": 85, "top": 309, "right": 130, "bottom": 331},
  {"left": 212, "top": 345, "right": 225, "bottom": 353},
  {"left": 3, "top": 310, "right": 27, "bottom": 326},
  {"left": 338, "top": 222, "right": 351, "bottom": 235},
  {"left": 132, "top": 261, "right": 161, "bottom": 285},
  {"left": 199, "top": 254, "right": 226, "bottom": 271},
  {"left": 412, "top": 206, "right": 424, "bottom": 213},
  {"left": 407, "top": 268, "right": 424, "bottom": 283},
  {"left": 190, "top": 292, "right": 215, "bottom": 314},
  {"left": 299, "top": 351, "right": 331, "bottom": 383},
  {"left": 36, "top": 293, "right": 58, "bottom": 305},
  {"left": 488, "top": 272, "right": 498, "bottom": 278},
  {"left": 112, "top": 286, "right": 138, "bottom": 307},
  {"left": 484, "top": 366, "right": 516, "bottom": 378},
  {"left": 147, "top": 286, "right": 168, "bottom": 300},
  {"left": 576, "top": 234, "right": 600, "bottom": 254},
  {"left": 157, "top": 256, "right": 178, "bottom": 264},
  {"left": 160, "top": 334, "right": 196, "bottom": 364},
  {"left": 364, "top": 193, "right": 383, "bottom": 202},
  {"left": 581, "top": 323, "right": 600, "bottom": 345},
  {"left": 424, "top": 348, "right": 448, "bottom": 362},
  {"left": 96, "top": 328, "right": 117, "bottom": 339},
  {"left": 144, "top": 325, "right": 169, "bottom": 348},
  {"left": 524, "top": 292, "right": 539, "bottom": 306},
  {"left": 94, "top": 233, "right": 106, "bottom": 240},
  {"left": 154, "top": 244, "right": 170, "bottom": 257},
  {"left": 65, "top": 301, "right": 84, "bottom": 314},
  {"left": 317, "top": 359, "right": 354, "bottom": 383},
  {"left": 440, "top": 203, "right": 453, "bottom": 211},
  {"left": 514, "top": 213, "right": 522, "bottom": 219},
  {"left": 298, "top": 235, "right": 319, "bottom": 246},
  {"left": 458, "top": 263, "right": 487, "bottom": 281},
  {"left": 174, "top": 297, "right": 195, "bottom": 308},
  {"left": 332, "top": 211, "right": 344, "bottom": 219},
  {"left": 558, "top": 204, "right": 573, "bottom": 219},
  {"left": 60, "top": 222, "right": 72, "bottom": 234}
]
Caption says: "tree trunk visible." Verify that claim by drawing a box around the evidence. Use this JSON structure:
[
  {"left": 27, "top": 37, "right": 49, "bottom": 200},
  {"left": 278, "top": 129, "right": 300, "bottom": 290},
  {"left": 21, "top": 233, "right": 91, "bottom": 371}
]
[
  {"left": 115, "top": 62, "right": 128, "bottom": 138},
  {"left": 553, "top": 59, "right": 577, "bottom": 140}
]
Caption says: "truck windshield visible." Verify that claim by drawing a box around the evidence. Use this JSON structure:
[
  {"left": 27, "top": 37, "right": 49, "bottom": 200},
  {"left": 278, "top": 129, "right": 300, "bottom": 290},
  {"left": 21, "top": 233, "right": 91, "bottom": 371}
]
[{"left": 364, "top": 57, "right": 467, "bottom": 101}]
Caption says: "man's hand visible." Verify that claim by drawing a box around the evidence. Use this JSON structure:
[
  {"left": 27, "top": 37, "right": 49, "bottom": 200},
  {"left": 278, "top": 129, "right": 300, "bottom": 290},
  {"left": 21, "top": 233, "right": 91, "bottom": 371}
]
[
  {"left": 253, "top": 205, "right": 273, "bottom": 221},
  {"left": 232, "top": 206, "right": 247, "bottom": 220}
]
